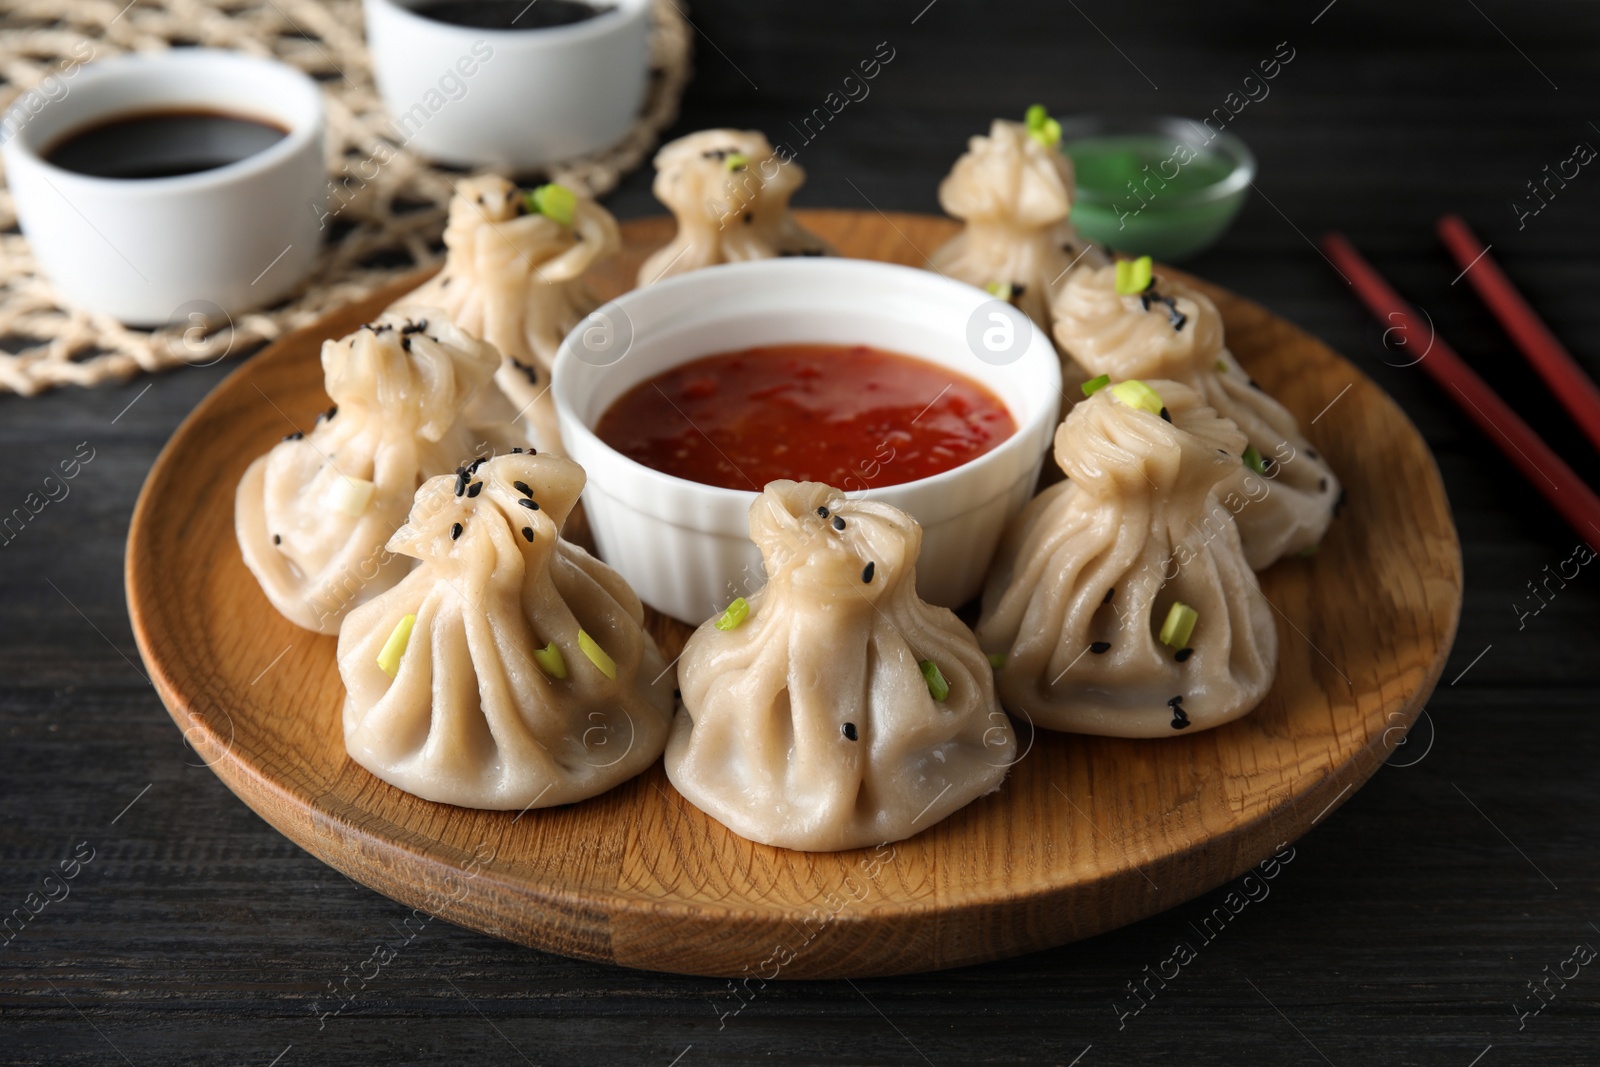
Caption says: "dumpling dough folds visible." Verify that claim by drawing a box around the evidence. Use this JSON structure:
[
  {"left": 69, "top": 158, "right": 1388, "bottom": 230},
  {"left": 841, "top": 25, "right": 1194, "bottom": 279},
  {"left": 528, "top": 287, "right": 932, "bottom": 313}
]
[
  {"left": 1052, "top": 263, "right": 1341, "bottom": 568},
  {"left": 930, "top": 117, "right": 1104, "bottom": 383},
  {"left": 391, "top": 174, "right": 621, "bottom": 453},
  {"left": 637, "top": 129, "right": 831, "bottom": 287},
  {"left": 978, "top": 381, "right": 1277, "bottom": 737},
  {"left": 236, "top": 312, "right": 522, "bottom": 634},
  {"left": 667, "top": 481, "right": 1015, "bottom": 852},
  {"left": 339, "top": 452, "right": 673, "bottom": 810}
]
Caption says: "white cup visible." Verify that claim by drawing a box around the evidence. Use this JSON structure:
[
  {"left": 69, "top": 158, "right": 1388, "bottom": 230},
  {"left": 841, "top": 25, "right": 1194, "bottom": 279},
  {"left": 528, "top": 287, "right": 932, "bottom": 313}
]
[
  {"left": 362, "top": 0, "right": 651, "bottom": 170},
  {"left": 2, "top": 49, "right": 325, "bottom": 328},
  {"left": 552, "top": 258, "right": 1064, "bottom": 624}
]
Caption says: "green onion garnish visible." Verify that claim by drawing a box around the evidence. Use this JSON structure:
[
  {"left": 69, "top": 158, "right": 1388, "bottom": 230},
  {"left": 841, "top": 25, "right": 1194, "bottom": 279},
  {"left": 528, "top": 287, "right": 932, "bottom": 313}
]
[
  {"left": 984, "top": 281, "right": 1013, "bottom": 301},
  {"left": 577, "top": 629, "right": 616, "bottom": 680},
  {"left": 376, "top": 613, "right": 416, "bottom": 678},
  {"left": 987, "top": 652, "right": 1007, "bottom": 670},
  {"left": 1114, "top": 256, "right": 1154, "bottom": 295},
  {"left": 1081, "top": 373, "right": 1111, "bottom": 397},
  {"left": 532, "top": 641, "right": 567, "bottom": 679},
  {"left": 1109, "top": 379, "right": 1164, "bottom": 416},
  {"left": 714, "top": 597, "right": 750, "bottom": 631},
  {"left": 919, "top": 659, "right": 950, "bottom": 701},
  {"left": 1242, "top": 445, "right": 1267, "bottom": 475},
  {"left": 525, "top": 183, "right": 577, "bottom": 227},
  {"left": 724, "top": 152, "right": 749, "bottom": 172},
  {"left": 1214, "top": 358, "right": 1230, "bottom": 373},
  {"left": 1023, "top": 104, "right": 1062, "bottom": 149},
  {"left": 1159, "top": 602, "right": 1198, "bottom": 649},
  {"left": 325, "top": 475, "right": 375, "bottom": 517}
]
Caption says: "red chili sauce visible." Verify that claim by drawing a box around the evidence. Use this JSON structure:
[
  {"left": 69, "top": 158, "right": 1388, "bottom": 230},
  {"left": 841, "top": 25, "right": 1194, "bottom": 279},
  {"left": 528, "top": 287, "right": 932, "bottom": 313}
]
[{"left": 595, "top": 343, "right": 1016, "bottom": 492}]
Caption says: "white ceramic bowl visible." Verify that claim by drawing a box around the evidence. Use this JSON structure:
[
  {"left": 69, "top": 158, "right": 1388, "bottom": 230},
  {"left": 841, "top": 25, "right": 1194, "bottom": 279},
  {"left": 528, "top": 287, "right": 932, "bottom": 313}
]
[
  {"left": 2, "top": 49, "right": 324, "bottom": 326},
  {"left": 552, "top": 258, "right": 1063, "bottom": 624},
  {"left": 363, "top": 0, "right": 650, "bottom": 170}
]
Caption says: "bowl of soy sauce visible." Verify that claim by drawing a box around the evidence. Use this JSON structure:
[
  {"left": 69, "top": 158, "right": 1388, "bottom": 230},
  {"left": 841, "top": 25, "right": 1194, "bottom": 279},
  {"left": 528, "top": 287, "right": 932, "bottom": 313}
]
[
  {"left": 363, "top": 0, "right": 650, "bottom": 171},
  {"left": 2, "top": 49, "right": 326, "bottom": 326}
]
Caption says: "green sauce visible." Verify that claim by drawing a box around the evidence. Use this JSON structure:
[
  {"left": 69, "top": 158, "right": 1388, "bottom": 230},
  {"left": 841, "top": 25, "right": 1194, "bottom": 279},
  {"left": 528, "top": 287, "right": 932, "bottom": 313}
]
[{"left": 1065, "top": 134, "right": 1245, "bottom": 261}]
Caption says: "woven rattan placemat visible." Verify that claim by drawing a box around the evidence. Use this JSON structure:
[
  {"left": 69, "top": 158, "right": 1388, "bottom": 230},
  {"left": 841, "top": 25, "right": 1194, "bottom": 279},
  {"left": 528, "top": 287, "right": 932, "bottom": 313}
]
[{"left": 0, "top": 0, "right": 691, "bottom": 395}]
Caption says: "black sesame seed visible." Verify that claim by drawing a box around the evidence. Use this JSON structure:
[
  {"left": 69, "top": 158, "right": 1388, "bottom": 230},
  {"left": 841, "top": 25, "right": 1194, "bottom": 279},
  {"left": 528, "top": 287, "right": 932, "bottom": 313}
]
[
  {"left": 1334, "top": 488, "right": 1347, "bottom": 517},
  {"left": 451, "top": 522, "right": 463, "bottom": 540},
  {"left": 842, "top": 722, "right": 858, "bottom": 741},
  {"left": 1319, "top": 477, "right": 1329, "bottom": 492},
  {"left": 514, "top": 481, "right": 533, "bottom": 497},
  {"left": 518, "top": 498, "right": 540, "bottom": 511},
  {"left": 672, "top": 687, "right": 681, "bottom": 700},
  {"left": 1249, "top": 378, "right": 1263, "bottom": 391},
  {"left": 454, "top": 473, "right": 468, "bottom": 497},
  {"left": 402, "top": 337, "right": 412, "bottom": 351},
  {"left": 1090, "top": 641, "right": 1111, "bottom": 654},
  {"left": 1012, "top": 283, "right": 1027, "bottom": 297},
  {"left": 1139, "top": 293, "right": 1152, "bottom": 312},
  {"left": 272, "top": 534, "right": 281, "bottom": 545},
  {"left": 862, "top": 561, "right": 875, "bottom": 583},
  {"left": 468, "top": 456, "right": 487, "bottom": 473},
  {"left": 1307, "top": 448, "right": 1320, "bottom": 460},
  {"left": 1103, "top": 587, "right": 1115, "bottom": 605},
  {"left": 521, "top": 526, "right": 535, "bottom": 542},
  {"left": 1175, "top": 647, "right": 1193, "bottom": 663},
  {"left": 1159, "top": 407, "right": 1172, "bottom": 422},
  {"left": 1167, "top": 694, "right": 1185, "bottom": 707},
  {"left": 319, "top": 405, "right": 337, "bottom": 422},
  {"left": 513, "top": 359, "right": 538, "bottom": 384},
  {"left": 817, "top": 506, "right": 829, "bottom": 518},
  {"left": 1171, "top": 707, "right": 1191, "bottom": 730},
  {"left": 466, "top": 481, "right": 483, "bottom": 498},
  {"left": 832, "top": 516, "right": 845, "bottom": 530},
  {"left": 742, "top": 213, "right": 753, "bottom": 224},
  {"left": 283, "top": 431, "right": 303, "bottom": 441},
  {"left": 511, "top": 447, "right": 524, "bottom": 454},
  {"left": 1261, "top": 455, "right": 1275, "bottom": 471}
]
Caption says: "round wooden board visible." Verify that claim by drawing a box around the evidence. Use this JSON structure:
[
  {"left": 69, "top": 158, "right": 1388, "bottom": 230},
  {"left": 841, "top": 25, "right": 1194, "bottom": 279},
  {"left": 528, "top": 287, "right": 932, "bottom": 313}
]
[{"left": 127, "top": 210, "right": 1462, "bottom": 979}]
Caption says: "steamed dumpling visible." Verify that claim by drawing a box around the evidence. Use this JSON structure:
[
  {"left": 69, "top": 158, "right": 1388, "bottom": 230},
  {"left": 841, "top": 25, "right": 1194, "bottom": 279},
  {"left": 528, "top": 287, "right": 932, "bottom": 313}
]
[
  {"left": 929, "top": 114, "right": 1104, "bottom": 382},
  {"left": 391, "top": 174, "right": 621, "bottom": 453},
  {"left": 637, "top": 129, "right": 831, "bottom": 287},
  {"left": 977, "top": 380, "right": 1277, "bottom": 737},
  {"left": 338, "top": 452, "right": 673, "bottom": 810},
  {"left": 236, "top": 312, "right": 523, "bottom": 635},
  {"left": 1052, "top": 262, "right": 1341, "bottom": 568},
  {"left": 666, "top": 481, "right": 1015, "bottom": 852}
]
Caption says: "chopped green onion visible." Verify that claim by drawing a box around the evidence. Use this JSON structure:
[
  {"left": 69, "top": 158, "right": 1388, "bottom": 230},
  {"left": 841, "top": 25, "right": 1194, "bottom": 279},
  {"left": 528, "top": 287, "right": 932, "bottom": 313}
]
[
  {"left": 376, "top": 613, "right": 416, "bottom": 678},
  {"left": 1023, "top": 103, "right": 1062, "bottom": 149},
  {"left": 919, "top": 659, "right": 950, "bottom": 701},
  {"left": 1109, "top": 379, "right": 1164, "bottom": 416},
  {"left": 714, "top": 597, "right": 750, "bottom": 631},
  {"left": 1114, "top": 255, "right": 1154, "bottom": 295},
  {"left": 1242, "top": 445, "right": 1267, "bottom": 475},
  {"left": 577, "top": 629, "right": 616, "bottom": 680},
  {"left": 987, "top": 652, "right": 1007, "bottom": 670},
  {"left": 985, "top": 281, "right": 1013, "bottom": 300},
  {"left": 525, "top": 183, "right": 577, "bottom": 226},
  {"left": 724, "top": 152, "right": 749, "bottom": 171},
  {"left": 1214, "top": 358, "right": 1230, "bottom": 373},
  {"left": 532, "top": 641, "right": 567, "bottom": 679},
  {"left": 1159, "top": 602, "right": 1198, "bottom": 649},
  {"left": 325, "top": 475, "right": 375, "bottom": 517},
  {"left": 1081, "top": 373, "right": 1111, "bottom": 397}
]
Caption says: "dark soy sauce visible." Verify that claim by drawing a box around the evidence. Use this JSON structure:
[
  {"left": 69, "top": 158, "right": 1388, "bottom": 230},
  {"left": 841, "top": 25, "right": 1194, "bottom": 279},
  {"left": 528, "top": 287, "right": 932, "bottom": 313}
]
[
  {"left": 409, "top": 0, "right": 615, "bottom": 30},
  {"left": 45, "top": 109, "right": 288, "bottom": 180}
]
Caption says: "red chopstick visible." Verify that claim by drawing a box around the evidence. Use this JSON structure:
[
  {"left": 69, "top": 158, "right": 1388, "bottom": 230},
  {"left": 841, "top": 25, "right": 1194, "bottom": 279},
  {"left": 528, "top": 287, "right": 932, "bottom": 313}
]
[
  {"left": 1436, "top": 214, "right": 1600, "bottom": 456},
  {"left": 1321, "top": 231, "right": 1600, "bottom": 546}
]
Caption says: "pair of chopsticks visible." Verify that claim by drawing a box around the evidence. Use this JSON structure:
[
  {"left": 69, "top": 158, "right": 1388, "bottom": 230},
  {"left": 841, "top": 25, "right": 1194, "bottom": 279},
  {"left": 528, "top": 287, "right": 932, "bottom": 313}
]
[{"left": 1322, "top": 219, "right": 1600, "bottom": 545}]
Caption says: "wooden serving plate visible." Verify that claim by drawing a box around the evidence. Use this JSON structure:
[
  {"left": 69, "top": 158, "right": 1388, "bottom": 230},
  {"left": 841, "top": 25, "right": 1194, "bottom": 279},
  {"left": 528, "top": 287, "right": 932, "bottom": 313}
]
[{"left": 127, "top": 210, "right": 1462, "bottom": 978}]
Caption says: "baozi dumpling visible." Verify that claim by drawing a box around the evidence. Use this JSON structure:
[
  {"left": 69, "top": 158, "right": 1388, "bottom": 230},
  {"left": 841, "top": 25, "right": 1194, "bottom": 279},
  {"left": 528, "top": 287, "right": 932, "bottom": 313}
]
[
  {"left": 391, "top": 174, "right": 621, "bottom": 453},
  {"left": 666, "top": 481, "right": 1015, "bottom": 852},
  {"left": 1052, "top": 262, "right": 1341, "bottom": 568},
  {"left": 977, "top": 380, "right": 1277, "bottom": 737},
  {"left": 637, "top": 129, "right": 832, "bottom": 287},
  {"left": 236, "top": 312, "right": 522, "bottom": 635},
  {"left": 929, "top": 111, "right": 1104, "bottom": 378},
  {"left": 338, "top": 452, "right": 673, "bottom": 810}
]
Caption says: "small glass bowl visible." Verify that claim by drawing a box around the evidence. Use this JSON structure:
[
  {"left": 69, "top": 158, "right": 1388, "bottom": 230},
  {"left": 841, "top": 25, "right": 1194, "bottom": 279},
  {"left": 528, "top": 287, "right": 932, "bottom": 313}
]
[{"left": 1061, "top": 116, "right": 1256, "bottom": 262}]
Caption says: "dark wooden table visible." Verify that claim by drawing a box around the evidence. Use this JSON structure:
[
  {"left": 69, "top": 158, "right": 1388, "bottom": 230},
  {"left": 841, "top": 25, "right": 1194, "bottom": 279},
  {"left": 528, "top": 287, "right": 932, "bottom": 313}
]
[{"left": 4, "top": 2, "right": 1598, "bottom": 1063}]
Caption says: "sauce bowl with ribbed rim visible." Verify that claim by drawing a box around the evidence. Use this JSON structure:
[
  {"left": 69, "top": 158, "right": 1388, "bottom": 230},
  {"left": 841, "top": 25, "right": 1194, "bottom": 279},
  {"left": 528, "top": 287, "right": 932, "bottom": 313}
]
[{"left": 551, "top": 257, "right": 1063, "bottom": 624}]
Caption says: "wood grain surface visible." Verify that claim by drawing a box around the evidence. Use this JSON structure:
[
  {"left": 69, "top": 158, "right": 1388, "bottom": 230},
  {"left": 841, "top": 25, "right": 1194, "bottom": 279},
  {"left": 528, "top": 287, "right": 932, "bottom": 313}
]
[{"left": 124, "top": 210, "right": 1461, "bottom": 979}]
